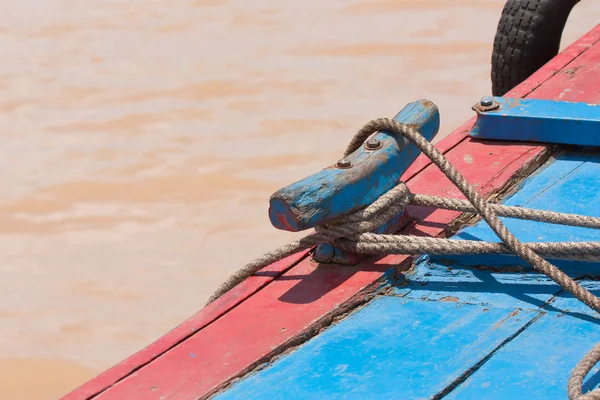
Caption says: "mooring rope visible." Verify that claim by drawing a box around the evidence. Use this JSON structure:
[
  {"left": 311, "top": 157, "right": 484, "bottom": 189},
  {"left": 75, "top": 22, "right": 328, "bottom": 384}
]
[{"left": 207, "top": 118, "right": 600, "bottom": 400}]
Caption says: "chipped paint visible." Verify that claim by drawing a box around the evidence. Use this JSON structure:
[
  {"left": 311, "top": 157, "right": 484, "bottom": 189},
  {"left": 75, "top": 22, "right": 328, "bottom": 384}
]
[
  {"left": 562, "top": 65, "right": 583, "bottom": 78},
  {"left": 440, "top": 296, "right": 459, "bottom": 302},
  {"left": 492, "top": 309, "right": 521, "bottom": 331},
  {"left": 558, "top": 87, "right": 571, "bottom": 100}
]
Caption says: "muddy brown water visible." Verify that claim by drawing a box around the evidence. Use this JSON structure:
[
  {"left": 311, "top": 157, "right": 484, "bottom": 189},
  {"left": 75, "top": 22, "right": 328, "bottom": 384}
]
[{"left": 1, "top": 1, "right": 598, "bottom": 399}]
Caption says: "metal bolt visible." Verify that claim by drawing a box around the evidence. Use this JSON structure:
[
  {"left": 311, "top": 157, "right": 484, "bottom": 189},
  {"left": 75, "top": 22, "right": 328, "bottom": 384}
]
[
  {"left": 365, "top": 138, "right": 382, "bottom": 150},
  {"left": 336, "top": 158, "right": 352, "bottom": 169},
  {"left": 473, "top": 96, "right": 500, "bottom": 113},
  {"left": 480, "top": 96, "right": 494, "bottom": 106}
]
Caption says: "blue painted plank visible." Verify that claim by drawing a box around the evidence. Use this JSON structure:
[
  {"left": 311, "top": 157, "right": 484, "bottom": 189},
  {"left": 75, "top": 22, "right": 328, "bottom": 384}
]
[
  {"left": 446, "top": 281, "right": 600, "bottom": 399},
  {"left": 268, "top": 99, "right": 440, "bottom": 232},
  {"left": 471, "top": 97, "right": 600, "bottom": 146},
  {"left": 212, "top": 296, "right": 538, "bottom": 400}
]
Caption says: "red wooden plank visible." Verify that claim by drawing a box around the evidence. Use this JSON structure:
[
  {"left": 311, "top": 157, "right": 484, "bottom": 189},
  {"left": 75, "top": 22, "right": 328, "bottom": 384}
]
[
  {"left": 510, "top": 23, "right": 600, "bottom": 99},
  {"left": 61, "top": 250, "right": 310, "bottom": 400},
  {"left": 65, "top": 24, "right": 600, "bottom": 400},
  {"left": 526, "top": 50, "right": 600, "bottom": 101}
]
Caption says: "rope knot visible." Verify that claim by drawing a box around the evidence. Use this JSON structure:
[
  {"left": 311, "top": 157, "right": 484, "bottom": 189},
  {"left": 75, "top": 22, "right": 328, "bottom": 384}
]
[{"left": 314, "top": 183, "right": 412, "bottom": 248}]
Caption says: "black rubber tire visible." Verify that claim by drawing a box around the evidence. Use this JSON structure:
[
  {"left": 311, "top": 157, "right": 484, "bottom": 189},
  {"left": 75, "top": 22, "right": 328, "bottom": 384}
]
[{"left": 491, "top": 0, "right": 580, "bottom": 96}]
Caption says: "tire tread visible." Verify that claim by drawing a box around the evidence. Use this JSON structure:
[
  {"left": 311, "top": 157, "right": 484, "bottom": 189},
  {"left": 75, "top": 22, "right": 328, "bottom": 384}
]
[{"left": 491, "top": 0, "right": 578, "bottom": 96}]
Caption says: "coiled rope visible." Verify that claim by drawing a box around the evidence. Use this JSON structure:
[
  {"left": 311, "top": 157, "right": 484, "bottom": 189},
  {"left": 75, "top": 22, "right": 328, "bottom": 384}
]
[{"left": 207, "top": 118, "right": 600, "bottom": 400}]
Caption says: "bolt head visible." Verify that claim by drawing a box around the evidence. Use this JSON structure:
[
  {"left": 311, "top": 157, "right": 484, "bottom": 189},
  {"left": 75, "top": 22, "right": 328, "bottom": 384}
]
[
  {"left": 473, "top": 96, "right": 500, "bottom": 113},
  {"left": 365, "top": 138, "right": 382, "bottom": 150},
  {"left": 336, "top": 158, "right": 352, "bottom": 169},
  {"left": 480, "top": 96, "right": 494, "bottom": 106}
]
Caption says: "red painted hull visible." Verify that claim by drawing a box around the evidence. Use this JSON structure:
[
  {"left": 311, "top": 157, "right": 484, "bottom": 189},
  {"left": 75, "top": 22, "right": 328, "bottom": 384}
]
[{"left": 63, "top": 24, "right": 600, "bottom": 400}]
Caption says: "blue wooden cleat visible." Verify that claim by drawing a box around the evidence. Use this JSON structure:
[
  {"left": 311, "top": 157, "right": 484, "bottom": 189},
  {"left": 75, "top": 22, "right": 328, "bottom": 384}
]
[{"left": 268, "top": 99, "right": 440, "bottom": 265}]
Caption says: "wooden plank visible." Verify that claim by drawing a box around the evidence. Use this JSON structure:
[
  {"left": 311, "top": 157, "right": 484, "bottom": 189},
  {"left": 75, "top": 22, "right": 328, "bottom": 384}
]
[
  {"left": 85, "top": 27, "right": 600, "bottom": 400},
  {"left": 62, "top": 250, "right": 310, "bottom": 400},
  {"left": 446, "top": 281, "right": 600, "bottom": 400},
  {"left": 505, "top": 24, "right": 600, "bottom": 101}
]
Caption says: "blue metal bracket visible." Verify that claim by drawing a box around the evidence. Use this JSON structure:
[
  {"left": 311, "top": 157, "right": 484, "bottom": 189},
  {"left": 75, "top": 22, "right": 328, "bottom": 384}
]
[
  {"left": 268, "top": 99, "right": 440, "bottom": 265},
  {"left": 470, "top": 97, "right": 600, "bottom": 146}
]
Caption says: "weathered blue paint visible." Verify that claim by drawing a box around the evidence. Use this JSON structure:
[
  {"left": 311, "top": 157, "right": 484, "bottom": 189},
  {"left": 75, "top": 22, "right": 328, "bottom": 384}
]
[
  {"left": 446, "top": 281, "right": 600, "bottom": 399},
  {"left": 471, "top": 97, "right": 600, "bottom": 146},
  {"left": 268, "top": 99, "right": 440, "bottom": 232},
  {"left": 212, "top": 150, "right": 600, "bottom": 399}
]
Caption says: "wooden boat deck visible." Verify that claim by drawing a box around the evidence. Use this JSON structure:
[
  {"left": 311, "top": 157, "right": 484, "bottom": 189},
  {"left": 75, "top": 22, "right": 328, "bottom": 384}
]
[
  {"left": 212, "top": 150, "right": 600, "bottom": 399},
  {"left": 63, "top": 24, "right": 600, "bottom": 400}
]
